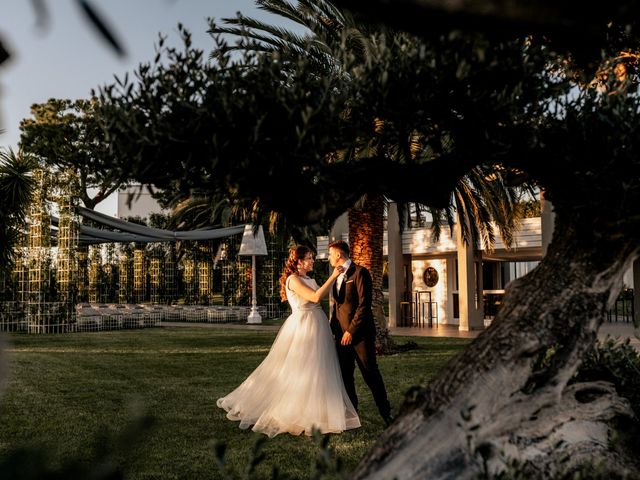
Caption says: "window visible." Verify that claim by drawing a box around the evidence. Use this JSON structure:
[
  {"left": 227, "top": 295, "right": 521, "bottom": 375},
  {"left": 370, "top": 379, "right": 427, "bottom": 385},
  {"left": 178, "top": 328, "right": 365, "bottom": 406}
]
[{"left": 501, "top": 261, "right": 539, "bottom": 286}]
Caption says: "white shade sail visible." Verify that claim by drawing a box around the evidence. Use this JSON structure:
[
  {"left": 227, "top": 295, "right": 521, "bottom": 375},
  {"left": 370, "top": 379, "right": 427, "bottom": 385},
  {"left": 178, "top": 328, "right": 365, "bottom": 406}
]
[{"left": 50, "top": 207, "right": 246, "bottom": 245}]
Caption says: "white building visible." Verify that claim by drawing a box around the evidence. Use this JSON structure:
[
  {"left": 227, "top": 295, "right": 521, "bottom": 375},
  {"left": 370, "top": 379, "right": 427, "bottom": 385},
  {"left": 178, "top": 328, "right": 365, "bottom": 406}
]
[
  {"left": 117, "top": 184, "right": 166, "bottom": 219},
  {"left": 318, "top": 215, "right": 542, "bottom": 330},
  {"left": 318, "top": 201, "right": 636, "bottom": 332}
]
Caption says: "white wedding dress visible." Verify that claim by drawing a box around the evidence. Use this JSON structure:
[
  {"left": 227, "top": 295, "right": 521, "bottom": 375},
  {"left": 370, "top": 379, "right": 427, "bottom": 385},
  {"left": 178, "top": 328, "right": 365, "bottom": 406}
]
[{"left": 217, "top": 275, "right": 360, "bottom": 437}]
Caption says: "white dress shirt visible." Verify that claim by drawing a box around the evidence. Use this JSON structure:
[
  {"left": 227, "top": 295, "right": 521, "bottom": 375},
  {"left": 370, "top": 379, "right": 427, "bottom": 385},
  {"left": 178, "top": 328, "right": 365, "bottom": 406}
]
[{"left": 336, "top": 259, "right": 352, "bottom": 291}]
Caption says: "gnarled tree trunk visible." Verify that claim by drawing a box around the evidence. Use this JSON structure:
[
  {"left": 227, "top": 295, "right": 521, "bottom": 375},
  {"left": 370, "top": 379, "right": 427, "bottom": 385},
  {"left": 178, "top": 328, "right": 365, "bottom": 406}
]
[{"left": 354, "top": 213, "right": 640, "bottom": 479}]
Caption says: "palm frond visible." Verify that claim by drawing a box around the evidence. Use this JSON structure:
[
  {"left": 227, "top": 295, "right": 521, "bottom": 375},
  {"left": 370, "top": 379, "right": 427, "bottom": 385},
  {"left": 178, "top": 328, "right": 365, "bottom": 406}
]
[
  {"left": 453, "top": 176, "right": 493, "bottom": 251},
  {"left": 217, "top": 16, "right": 316, "bottom": 51},
  {"left": 0, "top": 149, "right": 37, "bottom": 220},
  {"left": 210, "top": 0, "right": 375, "bottom": 72},
  {"left": 256, "top": 0, "right": 345, "bottom": 40},
  {"left": 0, "top": 148, "right": 36, "bottom": 274}
]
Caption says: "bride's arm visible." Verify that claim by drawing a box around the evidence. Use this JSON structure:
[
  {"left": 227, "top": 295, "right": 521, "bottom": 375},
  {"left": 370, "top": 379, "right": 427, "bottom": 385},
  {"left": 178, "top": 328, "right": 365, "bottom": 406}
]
[{"left": 288, "top": 267, "right": 343, "bottom": 303}]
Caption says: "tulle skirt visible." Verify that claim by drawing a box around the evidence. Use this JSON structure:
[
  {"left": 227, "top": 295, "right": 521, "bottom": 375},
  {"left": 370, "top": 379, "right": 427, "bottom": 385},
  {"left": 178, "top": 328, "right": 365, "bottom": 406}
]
[{"left": 217, "top": 306, "right": 361, "bottom": 437}]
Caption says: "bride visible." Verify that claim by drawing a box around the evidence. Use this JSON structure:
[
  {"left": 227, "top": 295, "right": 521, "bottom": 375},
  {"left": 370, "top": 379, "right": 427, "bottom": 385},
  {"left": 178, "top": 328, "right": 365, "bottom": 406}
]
[{"left": 217, "top": 246, "right": 361, "bottom": 437}]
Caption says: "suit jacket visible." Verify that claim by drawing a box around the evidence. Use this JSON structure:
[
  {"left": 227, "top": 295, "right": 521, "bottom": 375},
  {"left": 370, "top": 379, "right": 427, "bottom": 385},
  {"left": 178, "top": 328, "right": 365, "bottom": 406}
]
[{"left": 330, "top": 262, "right": 376, "bottom": 344}]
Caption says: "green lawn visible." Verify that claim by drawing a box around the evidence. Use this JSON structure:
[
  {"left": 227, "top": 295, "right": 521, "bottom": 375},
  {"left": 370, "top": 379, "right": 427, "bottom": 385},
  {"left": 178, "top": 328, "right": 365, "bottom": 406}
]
[{"left": 0, "top": 327, "right": 470, "bottom": 479}]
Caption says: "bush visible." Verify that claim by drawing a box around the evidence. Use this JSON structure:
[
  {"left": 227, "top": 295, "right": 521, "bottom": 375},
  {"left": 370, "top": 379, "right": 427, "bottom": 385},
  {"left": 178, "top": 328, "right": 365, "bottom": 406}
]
[{"left": 572, "top": 336, "right": 640, "bottom": 417}]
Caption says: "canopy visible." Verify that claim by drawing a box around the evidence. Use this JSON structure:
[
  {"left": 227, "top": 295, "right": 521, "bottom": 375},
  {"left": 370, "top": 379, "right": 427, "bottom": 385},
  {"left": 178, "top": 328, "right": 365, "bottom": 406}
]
[{"left": 50, "top": 207, "right": 246, "bottom": 245}]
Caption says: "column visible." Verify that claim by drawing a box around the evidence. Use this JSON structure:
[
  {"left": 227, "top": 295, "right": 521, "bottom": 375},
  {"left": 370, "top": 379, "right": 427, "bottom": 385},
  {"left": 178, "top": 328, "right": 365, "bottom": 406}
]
[
  {"left": 387, "top": 202, "right": 404, "bottom": 328},
  {"left": 476, "top": 251, "right": 484, "bottom": 324},
  {"left": 456, "top": 217, "right": 483, "bottom": 331},
  {"left": 634, "top": 258, "right": 640, "bottom": 329},
  {"left": 330, "top": 212, "right": 349, "bottom": 241},
  {"left": 541, "top": 189, "right": 555, "bottom": 257},
  {"left": 133, "top": 245, "right": 146, "bottom": 303}
]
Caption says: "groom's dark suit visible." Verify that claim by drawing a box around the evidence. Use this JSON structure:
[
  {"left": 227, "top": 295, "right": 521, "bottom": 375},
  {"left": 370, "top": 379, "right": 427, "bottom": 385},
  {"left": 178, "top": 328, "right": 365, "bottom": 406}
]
[{"left": 330, "top": 262, "right": 391, "bottom": 423}]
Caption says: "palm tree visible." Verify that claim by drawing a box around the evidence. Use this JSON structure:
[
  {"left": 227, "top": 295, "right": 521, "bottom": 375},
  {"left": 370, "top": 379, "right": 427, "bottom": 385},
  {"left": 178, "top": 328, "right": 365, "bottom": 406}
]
[
  {"left": 211, "top": 0, "right": 528, "bottom": 350},
  {"left": 0, "top": 147, "right": 36, "bottom": 290}
]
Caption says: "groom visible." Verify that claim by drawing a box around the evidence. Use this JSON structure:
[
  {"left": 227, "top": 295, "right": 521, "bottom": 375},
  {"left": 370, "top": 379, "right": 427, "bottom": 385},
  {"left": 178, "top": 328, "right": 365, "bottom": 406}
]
[{"left": 328, "top": 240, "right": 393, "bottom": 427}]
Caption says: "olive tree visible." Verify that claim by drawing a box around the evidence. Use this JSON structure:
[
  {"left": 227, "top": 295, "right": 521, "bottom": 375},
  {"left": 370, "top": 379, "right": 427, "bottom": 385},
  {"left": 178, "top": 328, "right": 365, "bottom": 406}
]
[{"left": 84, "top": 10, "right": 640, "bottom": 478}]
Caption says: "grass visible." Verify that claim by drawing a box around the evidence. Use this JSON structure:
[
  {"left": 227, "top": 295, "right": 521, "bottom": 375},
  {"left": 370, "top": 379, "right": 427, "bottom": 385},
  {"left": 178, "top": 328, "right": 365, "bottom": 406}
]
[{"left": 0, "top": 326, "right": 470, "bottom": 479}]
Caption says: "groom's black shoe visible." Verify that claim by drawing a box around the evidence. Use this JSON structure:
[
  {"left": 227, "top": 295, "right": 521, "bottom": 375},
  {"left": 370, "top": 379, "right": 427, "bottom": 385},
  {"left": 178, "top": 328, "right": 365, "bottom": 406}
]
[{"left": 383, "top": 413, "right": 395, "bottom": 427}]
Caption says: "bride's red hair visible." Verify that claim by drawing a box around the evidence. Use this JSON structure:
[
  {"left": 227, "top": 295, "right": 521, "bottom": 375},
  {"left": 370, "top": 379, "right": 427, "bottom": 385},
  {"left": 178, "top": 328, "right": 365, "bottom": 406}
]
[{"left": 279, "top": 245, "right": 312, "bottom": 301}]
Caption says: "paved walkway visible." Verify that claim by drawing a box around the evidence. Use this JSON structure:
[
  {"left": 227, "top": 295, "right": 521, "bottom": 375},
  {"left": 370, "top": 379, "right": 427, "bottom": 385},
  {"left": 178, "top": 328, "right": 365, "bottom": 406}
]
[
  {"left": 391, "top": 322, "right": 640, "bottom": 350},
  {"left": 597, "top": 322, "right": 640, "bottom": 348},
  {"left": 162, "top": 321, "right": 280, "bottom": 331},
  {"left": 391, "top": 321, "right": 639, "bottom": 341},
  {"left": 390, "top": 325, "right": 479, "bottom": 339}
]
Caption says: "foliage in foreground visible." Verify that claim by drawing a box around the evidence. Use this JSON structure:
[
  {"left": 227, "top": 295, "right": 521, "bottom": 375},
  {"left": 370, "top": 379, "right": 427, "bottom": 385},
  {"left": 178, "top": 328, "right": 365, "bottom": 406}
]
[
  {"left": 213, "top": 429, "right": 349, "bottom": 480},
  {"left": 0, "top": 409, "right": 154, "bottom": 480},
  {"left": 573, "top": 336, "right": 640, "bottom": 417}
]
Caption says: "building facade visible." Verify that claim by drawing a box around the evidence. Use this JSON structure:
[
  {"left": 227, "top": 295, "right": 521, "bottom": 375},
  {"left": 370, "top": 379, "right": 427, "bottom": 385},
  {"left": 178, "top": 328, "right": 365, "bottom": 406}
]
[
  {"left": 317, "top": 214, "right": 542, "bottom": 331},
  {"left": 317, "top": 200, "right": 637, "bottom": 332},
  {"left": 397, "top": 218, "right": 542, "bottom": 329}
]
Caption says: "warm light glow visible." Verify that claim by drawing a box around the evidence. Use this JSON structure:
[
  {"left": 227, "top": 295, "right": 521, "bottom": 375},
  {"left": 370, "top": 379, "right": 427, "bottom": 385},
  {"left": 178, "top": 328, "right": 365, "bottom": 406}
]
[{"left": 411, "top": 259, "right": 448, "bottom": 325}]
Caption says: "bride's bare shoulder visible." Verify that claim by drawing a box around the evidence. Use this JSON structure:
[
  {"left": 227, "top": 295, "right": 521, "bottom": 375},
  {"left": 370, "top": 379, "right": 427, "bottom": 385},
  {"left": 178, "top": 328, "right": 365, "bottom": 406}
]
[{"left": 288, "top": 275, "right": 313, "bottom": 291}]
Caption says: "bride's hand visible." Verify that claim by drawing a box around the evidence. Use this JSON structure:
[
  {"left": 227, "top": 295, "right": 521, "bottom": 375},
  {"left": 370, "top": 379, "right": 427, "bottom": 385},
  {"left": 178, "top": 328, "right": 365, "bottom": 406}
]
[{"left": 332, "top": 266, "right": 344, "bottom": 278}]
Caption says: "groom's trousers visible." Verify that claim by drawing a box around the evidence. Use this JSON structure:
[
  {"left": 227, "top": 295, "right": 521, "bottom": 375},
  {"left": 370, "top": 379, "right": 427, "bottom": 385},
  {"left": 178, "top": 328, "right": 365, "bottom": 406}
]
[{"left": 336, "top": 338, "right": 391, "bottom": 420}]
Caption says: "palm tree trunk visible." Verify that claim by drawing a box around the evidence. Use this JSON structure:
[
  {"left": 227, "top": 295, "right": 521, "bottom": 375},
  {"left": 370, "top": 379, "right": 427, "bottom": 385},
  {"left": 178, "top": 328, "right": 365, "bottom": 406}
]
[{"left": 348, "top": 195, "right": 395, "bottom": 353}]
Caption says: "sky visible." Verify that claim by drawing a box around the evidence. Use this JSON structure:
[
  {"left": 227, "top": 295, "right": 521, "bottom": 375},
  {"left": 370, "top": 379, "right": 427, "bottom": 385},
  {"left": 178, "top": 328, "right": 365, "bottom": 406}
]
[{"left": 0, "top": 0, "right": 298, "bottom": 216}]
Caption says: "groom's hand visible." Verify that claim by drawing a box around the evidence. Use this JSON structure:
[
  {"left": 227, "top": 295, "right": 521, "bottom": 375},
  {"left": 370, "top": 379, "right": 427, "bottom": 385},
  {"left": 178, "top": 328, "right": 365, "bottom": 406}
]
[{"left": 341, "top": 331, "right": 353, "bottom": 346}]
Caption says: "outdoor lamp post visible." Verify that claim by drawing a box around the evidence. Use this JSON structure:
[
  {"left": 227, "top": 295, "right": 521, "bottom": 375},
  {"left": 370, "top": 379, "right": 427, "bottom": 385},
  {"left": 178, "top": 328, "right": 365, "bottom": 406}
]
[{"left": 238, "top": 224, "right": 268, "bottom": 324}]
